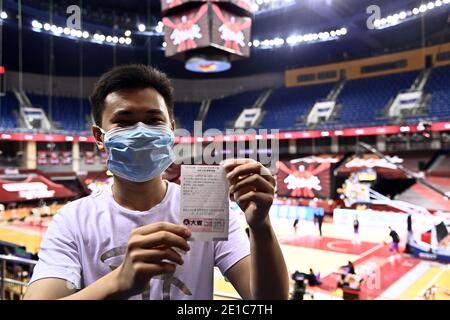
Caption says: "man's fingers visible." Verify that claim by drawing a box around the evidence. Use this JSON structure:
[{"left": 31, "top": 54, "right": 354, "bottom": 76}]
[
  {"left": 230, "top": 174, "right": 275, "bottom": 195},
  {"left": 129, "top": 248, "right": 184, "bottom": 266},
  {"left": 231, "top": 185, "right": 255, "bottom": 201},
  {"left": 235, "top": 191, "right": 274, "bottom": 208},
  {"left": 129, "top": 231, "right": 191, "bottom": 252},
  {"left": 132, "top": 222, "right": 191, "bottom": 238},
  {"left": 225, "top": 162, "right": 274, "bottom": 184},
  {"left": 222, "top": 158, "right": 257, "bottom": 173},
  {"left": 134, "top": 262, "right": 177, "bottom": 276}
]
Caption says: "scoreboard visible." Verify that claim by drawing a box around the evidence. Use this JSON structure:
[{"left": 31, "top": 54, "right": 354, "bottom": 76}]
[
  {"left": 161, "top": 0, "right": 252, "bottom": 13},
  {"left": 161, "top": 0, "right": 253, "bottom": 72}
]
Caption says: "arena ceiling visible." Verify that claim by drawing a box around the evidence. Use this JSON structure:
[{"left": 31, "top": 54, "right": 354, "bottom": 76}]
[{"left": 2, "top": 0, "right": 450, "bottom": 79}]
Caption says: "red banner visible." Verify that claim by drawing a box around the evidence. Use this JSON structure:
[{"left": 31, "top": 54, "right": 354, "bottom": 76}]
[{"left": 0, "top": 121, "right": 449, "bottom": 144}]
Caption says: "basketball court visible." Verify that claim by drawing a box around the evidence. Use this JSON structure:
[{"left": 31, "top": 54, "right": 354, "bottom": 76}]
[{"left": 0, "top": 0, "right": 450, "bottom": 302}]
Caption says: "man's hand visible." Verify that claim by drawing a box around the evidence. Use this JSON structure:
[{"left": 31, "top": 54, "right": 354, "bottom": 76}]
[
  {"left": 113, "top": 222, "right": 191, "bottom": 298},
  {"left": 223, "top": 159, "right": 275, "bottom": 229}
]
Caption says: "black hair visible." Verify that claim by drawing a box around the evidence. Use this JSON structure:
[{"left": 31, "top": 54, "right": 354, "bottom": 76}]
[{"left": 90, "top": 64, "right": 174, "bottom": 126}]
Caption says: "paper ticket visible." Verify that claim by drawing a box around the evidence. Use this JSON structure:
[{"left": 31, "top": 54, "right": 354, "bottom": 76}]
[{"left": 180, "top": 165, "right": 229, "bottom": 241}]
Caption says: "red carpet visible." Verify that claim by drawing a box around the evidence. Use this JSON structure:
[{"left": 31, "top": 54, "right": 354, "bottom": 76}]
[{"left": 280, "top": 235, "right": 380, "bottom": 255}]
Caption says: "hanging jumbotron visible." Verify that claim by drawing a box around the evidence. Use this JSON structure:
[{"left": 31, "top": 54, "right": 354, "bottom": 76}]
[{"left": 161, "top": 0, "right": 253, "bottom": 73}]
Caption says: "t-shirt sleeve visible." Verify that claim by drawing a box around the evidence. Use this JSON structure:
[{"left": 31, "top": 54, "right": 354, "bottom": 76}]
[
  {"left": 214, "top": 206, "right": 251, "bottom": 275},
  {"left": 29, "top": 210, "right": 82, "bottom": 289}
]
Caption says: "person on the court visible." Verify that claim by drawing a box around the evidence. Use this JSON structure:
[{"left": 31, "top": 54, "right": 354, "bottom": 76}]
[
  {"left": 293, "top": 218, "right": 299, "bottom": 235},
  {"left": 316, "top": 213, "right": 324, "bottom": 237},
  {"left": 386, "top": 226, "right": 401, "bottom": 262},
  {"left": 24, "top": 65, "right": 289, "bottom": 300},
  {"left": 352, "top": 215, "right": 360, "bottom": 245}
]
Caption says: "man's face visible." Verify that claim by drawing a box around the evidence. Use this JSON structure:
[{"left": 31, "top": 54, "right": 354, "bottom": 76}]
[{"left": 93, "top": 88, "right": 174, "bottom": 152}]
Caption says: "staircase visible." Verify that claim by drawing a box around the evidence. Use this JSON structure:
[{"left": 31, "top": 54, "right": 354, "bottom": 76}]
[
  {"left": 252, "top": 89, "right": 273, "bottom": 128},
  {"left": 327, "top": 80, "right": 346, "bottom": 101},
  {"left": 196, "top": 99, "right": 211, "bottom": 123},
  {"left": 13, "top": 90, "right": 33, "bottom": 109},
  {"left": 411, "top": 68, "right": 432, "bottom": 91},
  {"left": 253, "top": 89, "right": 273, "bottom": 109}
]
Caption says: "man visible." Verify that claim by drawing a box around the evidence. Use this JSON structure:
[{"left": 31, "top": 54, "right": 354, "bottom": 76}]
[
  {"left": 387, "top": 226, "right": 401, "bottom": 262},
  {"left": 316, "top": 212, "right": 324, "bottom": 237},
  {"left": 24, "top": 65, "right": 289, "bottom": 300},
  {"left": 352, "top": 215, "right": 360, "bottom": 245},
  {"left": 293, "top": 218, "right": 299, "bottom": 235}
]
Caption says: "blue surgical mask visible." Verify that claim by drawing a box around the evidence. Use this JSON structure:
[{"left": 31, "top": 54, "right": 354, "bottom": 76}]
[{"left": 99, "top": 122, "right": 175, "bottom": 183}]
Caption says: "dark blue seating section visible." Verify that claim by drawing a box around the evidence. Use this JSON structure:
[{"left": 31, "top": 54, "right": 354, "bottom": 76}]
[
  {"left": 1, "top": 65, "right": 450, "bottom": 134},
  {"left": 335, "top": 71, "right": 418, "bottom": 127},
  {"left": 260, "top": 83, "right": 334, "bottom": 130},
  {"left": 425, "top": 65, "right": 450, "bottom": 121},
  {"left": 0, "top": 92, "right": 19, "bottom": 129},
  {"left": 174, "top": 102, "right": 201, "bottom": 133},
  {"left": 203, "top": 90, "right": 263, "bottom": 130},
  {"left": 28, "top": 94, "right": 91, "bottom": 132}
]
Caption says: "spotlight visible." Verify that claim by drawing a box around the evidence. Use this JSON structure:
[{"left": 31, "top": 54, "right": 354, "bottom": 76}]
[
  {"left": 64, "top": 28, "right": 70, "bottom": 35},
  {"left": 419, "top": 4, "right": 427, "bottom": 12},
  {"left": 162, "top": 41, "right": 167, "bottom": 48},
  {"left": 0, "top": 11, "right": 7, "bottom": 20},
  {"left": 124, "top": 30, "right": 131, "bottom": 37},
  {"left": 119, "top": 37, "right": 125, "bottom": 44},
  {"left": 138, "top": 24, "right": 146, "bottom": 32},
  {"left": 70, "top": 29, "right": 77, "bottom": 37},
  {"left": 253, "top": 39, "right": 260, "bottom": 47},
  {"left": 399, "top": 11, "right": 407, "bottom": 19},
  {"left": 155, "top": 21, "right": 164, "bottom": 33},
  {"left": 286, "top": 35, "right": 297, "bottom": 45},
  {"left": 125, "top": 38, "right": 132, "bottom": 45},
  {"left": 44, "top": 23, "right": 51, "bottom": 31},
  {"left": 99, "top": 35, "right": 106, "bottom": 42},
  {"left": 32, "top": 20, "right": 42, "bottom": 29},
  {"left": 106, "top": 36, "right": 113, "bottom": 42}
]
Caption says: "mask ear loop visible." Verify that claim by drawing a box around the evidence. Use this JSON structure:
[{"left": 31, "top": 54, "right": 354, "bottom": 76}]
[{"left": 94, "top": 125, "right": 106, "bottom": 136}]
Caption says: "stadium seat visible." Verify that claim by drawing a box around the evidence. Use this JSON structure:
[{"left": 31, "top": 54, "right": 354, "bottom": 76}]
[
  {"left": 0, "top": 92, "right": 20, "bottom": 129},
  {"left": 336, "top": 71, "right": 418, "bottom": 127},
  {"left": 425, "top": 65, "right": 450, "bottom": 120},
  {"left": 174, "top": 102, "right": 201, "bottom": 134},
  {"left": 260, "top": 83, "right": 335, "bottom": 130},
  {"left": 203, "top": 90, "right": 263, "bottom": 130},
  {"left": 28, "top": 94, "right": 92, "bottom": 133}
]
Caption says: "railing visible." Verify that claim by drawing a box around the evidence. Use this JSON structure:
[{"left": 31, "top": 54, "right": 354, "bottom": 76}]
[{"left": 0, "top": 255, "right": 37, "bottom": 300}]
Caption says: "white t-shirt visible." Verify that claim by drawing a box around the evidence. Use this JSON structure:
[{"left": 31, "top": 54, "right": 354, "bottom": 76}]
[{"left": 30, "top": 182, "right": 251, "bottom": 300}]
